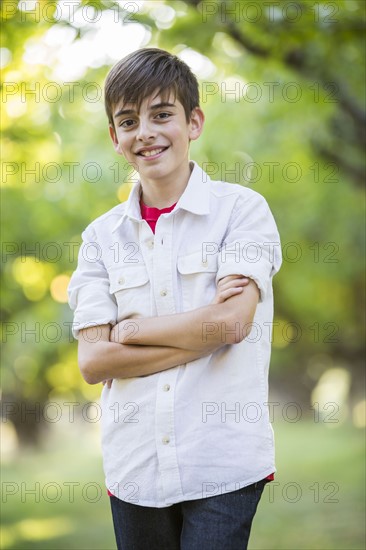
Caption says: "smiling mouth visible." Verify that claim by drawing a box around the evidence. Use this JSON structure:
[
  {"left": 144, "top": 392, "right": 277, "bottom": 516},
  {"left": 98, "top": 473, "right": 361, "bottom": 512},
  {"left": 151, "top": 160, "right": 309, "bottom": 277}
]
[{"left": 137, "top": 147, "right": 169, "bottom": 158}]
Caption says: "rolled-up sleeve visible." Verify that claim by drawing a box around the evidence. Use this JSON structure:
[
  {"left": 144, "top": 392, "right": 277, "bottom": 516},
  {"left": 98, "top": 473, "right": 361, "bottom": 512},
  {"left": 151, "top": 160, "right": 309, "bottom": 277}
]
[
  {"left": 68, "top": 225, "right": 117, "bottom": 339},
  {"left": 215, "top": 192, "right": 282, "bottom": 302}
]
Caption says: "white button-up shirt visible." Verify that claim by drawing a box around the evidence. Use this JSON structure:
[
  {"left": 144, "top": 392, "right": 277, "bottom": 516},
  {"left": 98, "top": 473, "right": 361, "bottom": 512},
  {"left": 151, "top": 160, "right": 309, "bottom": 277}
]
[{"left": 68, "top": 161, "right": 282, "bottom": 507}]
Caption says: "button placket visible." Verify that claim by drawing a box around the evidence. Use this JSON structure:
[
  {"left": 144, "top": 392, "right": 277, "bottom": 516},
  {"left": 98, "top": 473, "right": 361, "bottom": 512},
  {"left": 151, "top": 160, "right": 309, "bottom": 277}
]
[
  {"left": 153, "top": 219, "right": 175, "bottom": 316},
  {"left": 155, "top": 370, "right": 183, "bottom": 502},
  {"left": 156, "top": 380, "right": 174, "bottom": 449}
]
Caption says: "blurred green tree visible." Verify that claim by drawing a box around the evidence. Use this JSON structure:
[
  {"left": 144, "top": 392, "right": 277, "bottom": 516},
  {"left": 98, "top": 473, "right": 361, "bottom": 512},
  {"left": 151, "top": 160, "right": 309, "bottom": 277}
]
[{"left": 1, "top": 0, "right": 364, "bottom": 444}]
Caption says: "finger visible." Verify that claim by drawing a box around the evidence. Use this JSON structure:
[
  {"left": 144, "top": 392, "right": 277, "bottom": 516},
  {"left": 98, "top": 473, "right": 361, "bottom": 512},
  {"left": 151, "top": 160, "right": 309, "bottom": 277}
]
[
  {"left": 222, "top": 287, "right": 244, "bottom": 299},
  {"left": 218, "top": 275, "right": 241, "bottom": 285},
  {"left": 215, "top": 286, "right": 244, "bottom": 303},
  {"left": 219, "top": 278, "right": 249, "bottom": 291},
  {"left": 218, "top": 275, "right": 249, "bottom": 286}
]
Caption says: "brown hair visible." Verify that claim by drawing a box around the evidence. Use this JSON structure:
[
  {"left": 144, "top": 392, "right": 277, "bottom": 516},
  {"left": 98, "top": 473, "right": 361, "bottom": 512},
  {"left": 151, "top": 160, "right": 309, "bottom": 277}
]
[{"left": 104, "top": 48, "right": 200, "bottom": 129}]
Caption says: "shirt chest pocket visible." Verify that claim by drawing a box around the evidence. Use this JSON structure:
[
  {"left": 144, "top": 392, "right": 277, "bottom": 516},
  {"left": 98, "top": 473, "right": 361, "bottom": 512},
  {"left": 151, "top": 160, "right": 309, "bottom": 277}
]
[
  {"left": 177, "top": 250, "right": 218, "bottom": 311},
  {"left": 108, "top": 264, "right": 151, "bottom": 321}
]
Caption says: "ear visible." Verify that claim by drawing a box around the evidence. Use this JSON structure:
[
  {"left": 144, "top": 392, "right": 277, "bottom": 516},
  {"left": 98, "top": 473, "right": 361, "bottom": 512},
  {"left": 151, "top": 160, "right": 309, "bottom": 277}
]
[
  {"left": 188, "top": 107, "right": 205, "bottom": 141},
  {"left": 109, "top": 124, "right": 120, "bottom": 153}
]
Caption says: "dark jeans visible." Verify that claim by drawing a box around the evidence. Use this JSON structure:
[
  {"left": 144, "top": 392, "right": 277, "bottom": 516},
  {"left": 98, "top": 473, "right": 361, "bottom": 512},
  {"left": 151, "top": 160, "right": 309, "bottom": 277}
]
[{"left": 110, "top": 479, "right": 267, "bottom": 550}]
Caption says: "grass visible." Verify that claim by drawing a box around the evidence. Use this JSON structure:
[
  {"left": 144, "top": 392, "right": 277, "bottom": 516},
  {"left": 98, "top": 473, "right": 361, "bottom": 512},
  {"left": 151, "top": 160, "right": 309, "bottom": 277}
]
[
  {"left": 1, "top": 417, "right": 365, "bottom": 550},
  {"left": 250, "top": 418, "right": 365, "bottom": 550}
]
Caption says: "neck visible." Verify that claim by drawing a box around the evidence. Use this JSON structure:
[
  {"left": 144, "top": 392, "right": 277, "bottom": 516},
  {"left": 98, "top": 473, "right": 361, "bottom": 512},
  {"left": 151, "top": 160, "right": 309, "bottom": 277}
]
[{"left": 140, "top": 161, "right": 193, "bottom": 209}]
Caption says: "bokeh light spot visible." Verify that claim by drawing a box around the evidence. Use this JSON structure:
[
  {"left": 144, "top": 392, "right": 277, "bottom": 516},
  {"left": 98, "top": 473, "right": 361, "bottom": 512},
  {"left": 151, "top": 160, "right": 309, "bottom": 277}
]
[{"left": 50, "top": 274, "right": 70, "bottom": 303}]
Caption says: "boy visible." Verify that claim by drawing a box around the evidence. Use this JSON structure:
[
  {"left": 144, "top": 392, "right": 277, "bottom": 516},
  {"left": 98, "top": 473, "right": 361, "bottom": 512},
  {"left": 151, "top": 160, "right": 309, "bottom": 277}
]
[{"left": 68, "top": 48, "right": 282, "bottom": 550}]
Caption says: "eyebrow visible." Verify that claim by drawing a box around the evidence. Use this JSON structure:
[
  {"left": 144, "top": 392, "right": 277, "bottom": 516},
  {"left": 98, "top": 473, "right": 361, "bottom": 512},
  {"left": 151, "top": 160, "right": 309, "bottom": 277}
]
[{"left": 114, "top": 102, "right": 176, "bottom": 119}]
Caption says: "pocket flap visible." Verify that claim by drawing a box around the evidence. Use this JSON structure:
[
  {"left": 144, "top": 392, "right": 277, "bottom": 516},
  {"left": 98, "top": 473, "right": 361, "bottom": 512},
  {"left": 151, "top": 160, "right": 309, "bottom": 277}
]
[
  {"left": 177, "top": 250, "right": 218, "bottom": 274},
  {"left": 109, "top": 264, "right": 149, "bottom": 293}
]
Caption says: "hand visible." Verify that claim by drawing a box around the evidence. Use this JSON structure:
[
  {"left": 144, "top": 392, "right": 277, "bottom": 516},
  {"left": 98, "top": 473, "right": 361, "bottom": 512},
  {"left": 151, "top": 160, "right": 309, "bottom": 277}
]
[
  {"left": 102, "top": 379, "right": 113, "bottom": 388},
  {"left": 110, "top": 319, "right": 140, "bottom": 344},
  {"left": 211, "top": 275, "right": 250, "bottom": 305}
]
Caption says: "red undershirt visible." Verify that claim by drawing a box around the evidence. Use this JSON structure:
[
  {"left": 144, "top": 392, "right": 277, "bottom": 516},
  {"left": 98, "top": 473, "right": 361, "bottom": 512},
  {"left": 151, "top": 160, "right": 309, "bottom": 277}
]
[{"left": 107, "top": 199, "right": 273, "bottom": 497}]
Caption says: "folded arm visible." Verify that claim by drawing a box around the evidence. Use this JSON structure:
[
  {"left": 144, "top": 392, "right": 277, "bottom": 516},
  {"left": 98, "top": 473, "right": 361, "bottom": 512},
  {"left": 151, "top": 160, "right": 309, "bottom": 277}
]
[
  {"left": 77, "top": 325, "right": 218, "bottom": 384},
  {"left": 77, "top": 276, "right": 258, "bottom": 384},
  {"left": 111, "top": 278, "right": 260, "bottom": 352}
]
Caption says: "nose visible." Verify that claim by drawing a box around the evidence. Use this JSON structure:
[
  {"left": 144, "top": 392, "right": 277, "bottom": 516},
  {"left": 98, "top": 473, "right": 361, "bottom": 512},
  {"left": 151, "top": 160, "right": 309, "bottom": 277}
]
[{"left": 136, "top": 117, "right": 156, "bottom": 142}]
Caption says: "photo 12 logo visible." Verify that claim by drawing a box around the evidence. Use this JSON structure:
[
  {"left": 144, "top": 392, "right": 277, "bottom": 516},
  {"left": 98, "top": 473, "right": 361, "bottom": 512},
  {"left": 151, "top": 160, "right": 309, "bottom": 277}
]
[
  {"left": 3, "top": 1, "right": 140, "bottom": 24},
  {"left": 200, "top": 2, "right": 339, "bottom": 24}
]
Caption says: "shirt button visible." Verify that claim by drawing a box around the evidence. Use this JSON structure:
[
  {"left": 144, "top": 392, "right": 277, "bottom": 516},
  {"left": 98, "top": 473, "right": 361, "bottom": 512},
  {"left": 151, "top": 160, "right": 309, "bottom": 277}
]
[
  {"left": 202, "top": 260, "right": 208, "bottom": 267},
  {"left": 147, "top": 241, "right": 154, "bottom": 249},
  {"left": 163, "top": 384, "right": 170, "bottom": 392},
  {"left": 118, "top": 277, "right": 125, "bottom": 285},
  {"left": 160, "top": 289, "right": 167, "bottom": 296},
  {"left": 162, "top": 436, "right": 170, "bottom": 445}
]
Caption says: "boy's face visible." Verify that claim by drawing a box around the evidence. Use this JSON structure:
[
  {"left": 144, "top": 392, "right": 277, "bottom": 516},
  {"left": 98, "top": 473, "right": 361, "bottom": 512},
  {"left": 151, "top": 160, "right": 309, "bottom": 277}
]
[{"left": 109, "top": 91, "right": 204, "bottom": 187}]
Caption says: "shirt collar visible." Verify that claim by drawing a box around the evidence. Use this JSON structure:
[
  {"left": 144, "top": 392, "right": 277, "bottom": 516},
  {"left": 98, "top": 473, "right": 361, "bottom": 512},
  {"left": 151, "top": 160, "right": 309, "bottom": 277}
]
[{"left": 112, "top": 161, "right": 211, "bottom": 233}]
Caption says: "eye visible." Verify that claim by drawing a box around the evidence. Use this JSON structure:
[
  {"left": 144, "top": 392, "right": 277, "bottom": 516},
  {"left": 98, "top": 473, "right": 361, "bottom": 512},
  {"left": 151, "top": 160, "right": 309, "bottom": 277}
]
[
  {"left": 120, "top": 119, "right": 136, "bottom": 128},
  {"left": 155, "top": 112, "right": 171, "bottom": 120}
]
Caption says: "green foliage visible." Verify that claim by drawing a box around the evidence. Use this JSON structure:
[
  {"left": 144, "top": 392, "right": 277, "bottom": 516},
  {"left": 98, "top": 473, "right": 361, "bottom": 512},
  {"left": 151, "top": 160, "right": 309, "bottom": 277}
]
[{"left": 1, "top": 0, "right": 365, "bottom": 443}]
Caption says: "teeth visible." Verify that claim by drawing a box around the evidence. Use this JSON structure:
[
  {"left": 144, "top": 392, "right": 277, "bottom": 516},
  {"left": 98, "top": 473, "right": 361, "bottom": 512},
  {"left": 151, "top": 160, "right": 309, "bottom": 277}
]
[{"left": 140, "top": 148, "right": 164, "bottom": 157}]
